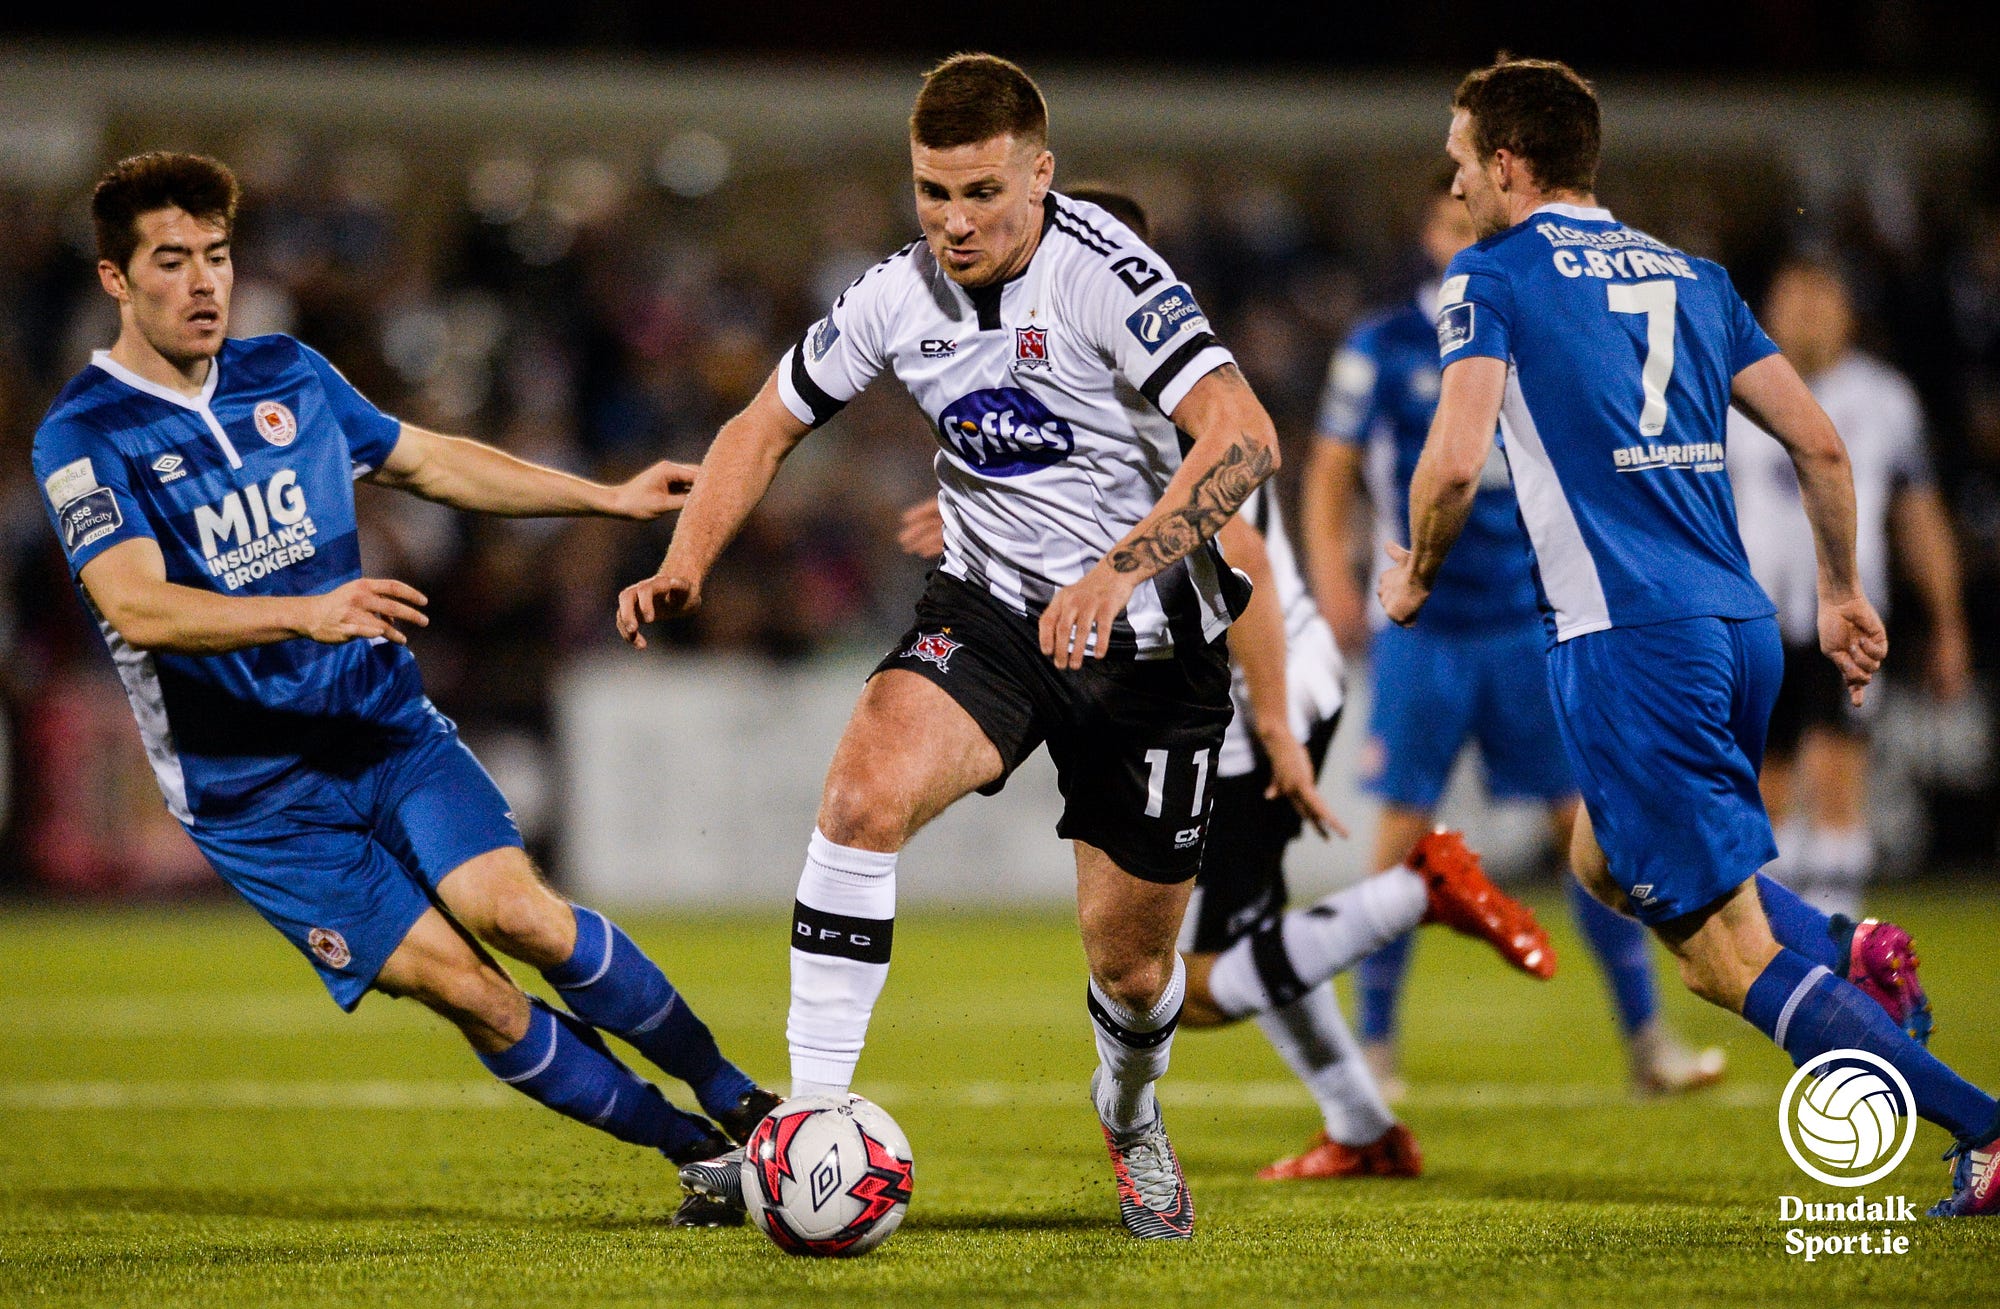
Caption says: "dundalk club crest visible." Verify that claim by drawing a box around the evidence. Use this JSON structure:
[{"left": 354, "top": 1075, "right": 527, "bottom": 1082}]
[
  {"left": 1013, "top": 325, "right": 1051, "bottom": 371},
  {"left": 904, "top": 631, "right": 961, "bottom": 671}
]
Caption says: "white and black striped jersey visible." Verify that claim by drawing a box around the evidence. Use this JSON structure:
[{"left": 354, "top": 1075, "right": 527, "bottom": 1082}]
[
  {"left": 776, "top": 193, "right": 1247, "bottom": 657},
  {"left": 1218, "top": 484, "right": 1346, "bottom": 778},
  {"left": 1725, "top": 352, "right": 1933, "bottom": 645}
]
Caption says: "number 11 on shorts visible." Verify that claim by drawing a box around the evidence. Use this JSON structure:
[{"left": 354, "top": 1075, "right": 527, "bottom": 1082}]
[{"left": 1143, "top": 748, "right": 1213, "bottom": 818}]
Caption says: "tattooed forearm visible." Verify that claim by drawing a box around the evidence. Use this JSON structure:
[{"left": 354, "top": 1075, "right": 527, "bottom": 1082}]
[{"left": 1108, "top": 439, "right": 1275, "bottom": 576}]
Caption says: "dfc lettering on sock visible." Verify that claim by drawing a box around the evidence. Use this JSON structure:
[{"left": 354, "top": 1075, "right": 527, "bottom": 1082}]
[{"left": 792, "top": 901, "right": 895, "bottom": 965}]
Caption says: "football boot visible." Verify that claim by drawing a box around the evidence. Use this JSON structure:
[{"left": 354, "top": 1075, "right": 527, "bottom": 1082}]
[
  {"left": 1413, "top": 829, "right": 1557, "bottom": 979},
  {"left": 1257, "top": 1123, "right": 1422, "bottom": 1181}
]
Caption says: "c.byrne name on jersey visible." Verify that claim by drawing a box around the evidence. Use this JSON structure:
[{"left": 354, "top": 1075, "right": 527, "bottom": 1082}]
[
  {"left": 1551, "top": 246, "right": 1696, "bottom": 281},
  {"left": 1613, "top": 441, "right": 1727, "bottom": 473},
  {"left": 935, "top": 388, "right": 1076, "bottom": 476},
  {"left": 194, "top": 469, "right": 320, "bottom": 589},
  {"left": 1533, "top": 221, "right": 1697, "bottom": 282}
]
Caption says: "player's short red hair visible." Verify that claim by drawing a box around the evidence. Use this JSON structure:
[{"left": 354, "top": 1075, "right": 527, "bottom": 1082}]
[
  {"left": 910, "top": 53, "right": 1048, "bottom": 151},
  {"left": 92, "top": 151, "right": 240, "bottom": 271}
]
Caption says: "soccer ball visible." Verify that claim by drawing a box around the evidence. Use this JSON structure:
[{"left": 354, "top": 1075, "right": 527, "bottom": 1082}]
[
  {"left": 740, "top": 1093, "right": 914, "bottom": 1257},
  {"left": 1795, "top": 1063, "right": 1903, "bottom": 1170}
]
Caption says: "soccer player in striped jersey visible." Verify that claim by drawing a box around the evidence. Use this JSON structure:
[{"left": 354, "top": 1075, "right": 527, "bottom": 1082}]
[
  {"left": 900, "top": 188, "right": 1459, "bottom": 1183},
  {"left": 625, "top": 56, "right": 1549, "bottom": 1238},
  {"left": 1381, "top": 57, "right": 1999, "bottom": 1216},
  {"left": 33, "top": 152, "right": 780, "bottom": 1226}
]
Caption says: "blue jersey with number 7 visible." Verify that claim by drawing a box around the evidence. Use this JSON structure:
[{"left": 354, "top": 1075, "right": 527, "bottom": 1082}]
[{"left": 1438, "top": 202, "right": 1780, "bottom": 643}]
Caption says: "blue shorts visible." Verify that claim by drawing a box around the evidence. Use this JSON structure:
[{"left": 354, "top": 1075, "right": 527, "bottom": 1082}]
[
  {"left": 187, "top": 722, "right": 522, "bottom": 1010},
  {"left": 1363, "top": 620, "right": 1576, "bottom": 809},
  {"left": 1547, "top": 615, "right": 1782, "bottom": 925}
]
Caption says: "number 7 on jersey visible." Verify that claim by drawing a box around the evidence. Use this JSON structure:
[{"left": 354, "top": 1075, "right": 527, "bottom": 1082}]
[{"left": 1607, "top": 280, "right": 1677, "bottom": 437}]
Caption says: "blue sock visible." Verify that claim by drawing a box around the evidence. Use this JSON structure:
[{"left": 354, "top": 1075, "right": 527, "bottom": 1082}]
[
  {"left": 1566, "top": 877, "right": 1656, "bottom": 1035},
  {"left": 1743, "top": 948, "right": 1998, "bottom": 1144},
  {"left": 544, "top": 905, "right": 756, "bottom": 1118},
  {"left": 1755, "top": 875, "right": 1849, "bottom": 973},
  {"left": 1356, "top": 932, "right": 1413, "bottom": 1044},
  {"left": 477, "top": 999, "right": 717, "bottom": 1159}
]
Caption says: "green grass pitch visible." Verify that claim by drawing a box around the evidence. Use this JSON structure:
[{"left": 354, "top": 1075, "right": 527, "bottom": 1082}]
[{"left": 2, "top": 885, "right": 1995, "bottom": 1307}]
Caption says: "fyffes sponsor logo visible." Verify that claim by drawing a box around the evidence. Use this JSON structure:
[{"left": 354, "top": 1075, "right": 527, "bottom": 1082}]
[{"left": 934, "top": 388, "right": 1075, "bottom": 477}]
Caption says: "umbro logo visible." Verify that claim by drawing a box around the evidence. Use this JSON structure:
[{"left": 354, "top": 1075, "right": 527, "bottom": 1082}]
[{"left": 151, "top": 453, "right": 188, "bottom": 484}]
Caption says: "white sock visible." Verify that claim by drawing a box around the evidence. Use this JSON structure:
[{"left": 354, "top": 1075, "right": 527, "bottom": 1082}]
[
  {"left": 1089, "top": 954, "right": 1185, "bottom": 1134},
  {"left": 1255, "top": 983, "right": 1395, "bottom": 1146},
  {"left": 1801, "top": 825, "right": 1872, "bottom": 920},
  {"left": 787, "top": 828, "right": 896, "bottom": 1096},
  {"left": 1205, "top": 867, "right": 1429, "bottom": 1019}
]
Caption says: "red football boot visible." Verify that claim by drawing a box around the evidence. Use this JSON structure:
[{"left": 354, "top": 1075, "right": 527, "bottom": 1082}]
[
  {"left": 1412, "top": 829, "right": 1557, "bottom": 979},
  {"left": 1258, "top": 1123, "right": 1423, "bottom": 1181}
]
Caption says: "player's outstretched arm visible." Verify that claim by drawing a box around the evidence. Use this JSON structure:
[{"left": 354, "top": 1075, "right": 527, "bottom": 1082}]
[
  {"left": 368, "top": 425, "right": 697, "bottom": 520},
  {"left": 81, "top": 537, "right": 427, "bottom": 655},
  {"left": 616, "top": 371, "right": 812, "bottom": 648},
  {"left": 1038, "top": 364, "right": 1279, "bottom": 669},
  {"left": 1732, "top": 353, "right": 1887, "bottom": 703},
  {"left": 1300, "top": 439, "right": 1370, "bottom": 653},
  {"left": 1379, "top": 355, "right": 1505, "bottom": 625},
  {"left": 1217, "top": 513, "right": 1343, "bottom": 838}
]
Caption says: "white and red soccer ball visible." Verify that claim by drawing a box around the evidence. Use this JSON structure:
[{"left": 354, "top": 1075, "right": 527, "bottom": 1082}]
[{"left": 740, "top": 1094, "right": 914, "bottom": 1257}]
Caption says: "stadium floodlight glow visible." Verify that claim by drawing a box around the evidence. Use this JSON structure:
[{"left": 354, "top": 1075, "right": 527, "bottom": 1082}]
[{"left": 655, "top": 131, "right": 730, "bottom": 198}]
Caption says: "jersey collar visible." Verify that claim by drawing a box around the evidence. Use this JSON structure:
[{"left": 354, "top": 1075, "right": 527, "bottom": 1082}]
[
  {"left": 90, "top": 349, "right": 222, "bottom": 411},
  {"left": 1532, "top": 201, "right": 1615, "bottom": 223}
]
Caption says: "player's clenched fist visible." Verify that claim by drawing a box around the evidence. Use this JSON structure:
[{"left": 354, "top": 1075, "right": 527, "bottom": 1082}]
[
  {"left": 1039, "top": 565, "right": 1137, "bottom": 670},
  {"left": 606, "top": 460, "right": 699, "bottom": 520},
  {"left": 617, "top": 574, "right": 701, "bottom": 649},
  {"left": 301, "top": 578, "right": 428, "bottom": 645},
  {"left": 1376, "top": 541, "right": 1430, "bottom": 627},
  {"left": 1819, "top": 593, "right": 1889, "bottom": 707}
]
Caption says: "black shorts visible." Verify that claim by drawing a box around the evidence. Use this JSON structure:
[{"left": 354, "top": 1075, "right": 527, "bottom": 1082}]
[
  {"left": 1766, "top": 640, "right": 1868, "bottom": 756},
  {"left": 873, "top": 571, "right": 1234, "bottom": 884},
  {"left": 1188, "top": 713, "right": 1340, "bottom": 952}
]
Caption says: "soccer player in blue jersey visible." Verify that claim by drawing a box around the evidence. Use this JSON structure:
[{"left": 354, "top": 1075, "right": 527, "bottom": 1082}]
[
  {"left": 1304, "top": 173, "right": 1722, "bottom": 1098},
  {"left": 32, "top": 152, "right": 778, "bottom": 1221},
  {"left": 1378, "top": 59, "right": 1998, "bottom": 1215}
]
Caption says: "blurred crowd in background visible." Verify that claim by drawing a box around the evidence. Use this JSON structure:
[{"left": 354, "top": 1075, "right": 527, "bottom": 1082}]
[{"left": 4, "top": 89, "right": 2000, "bottom": 891}]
